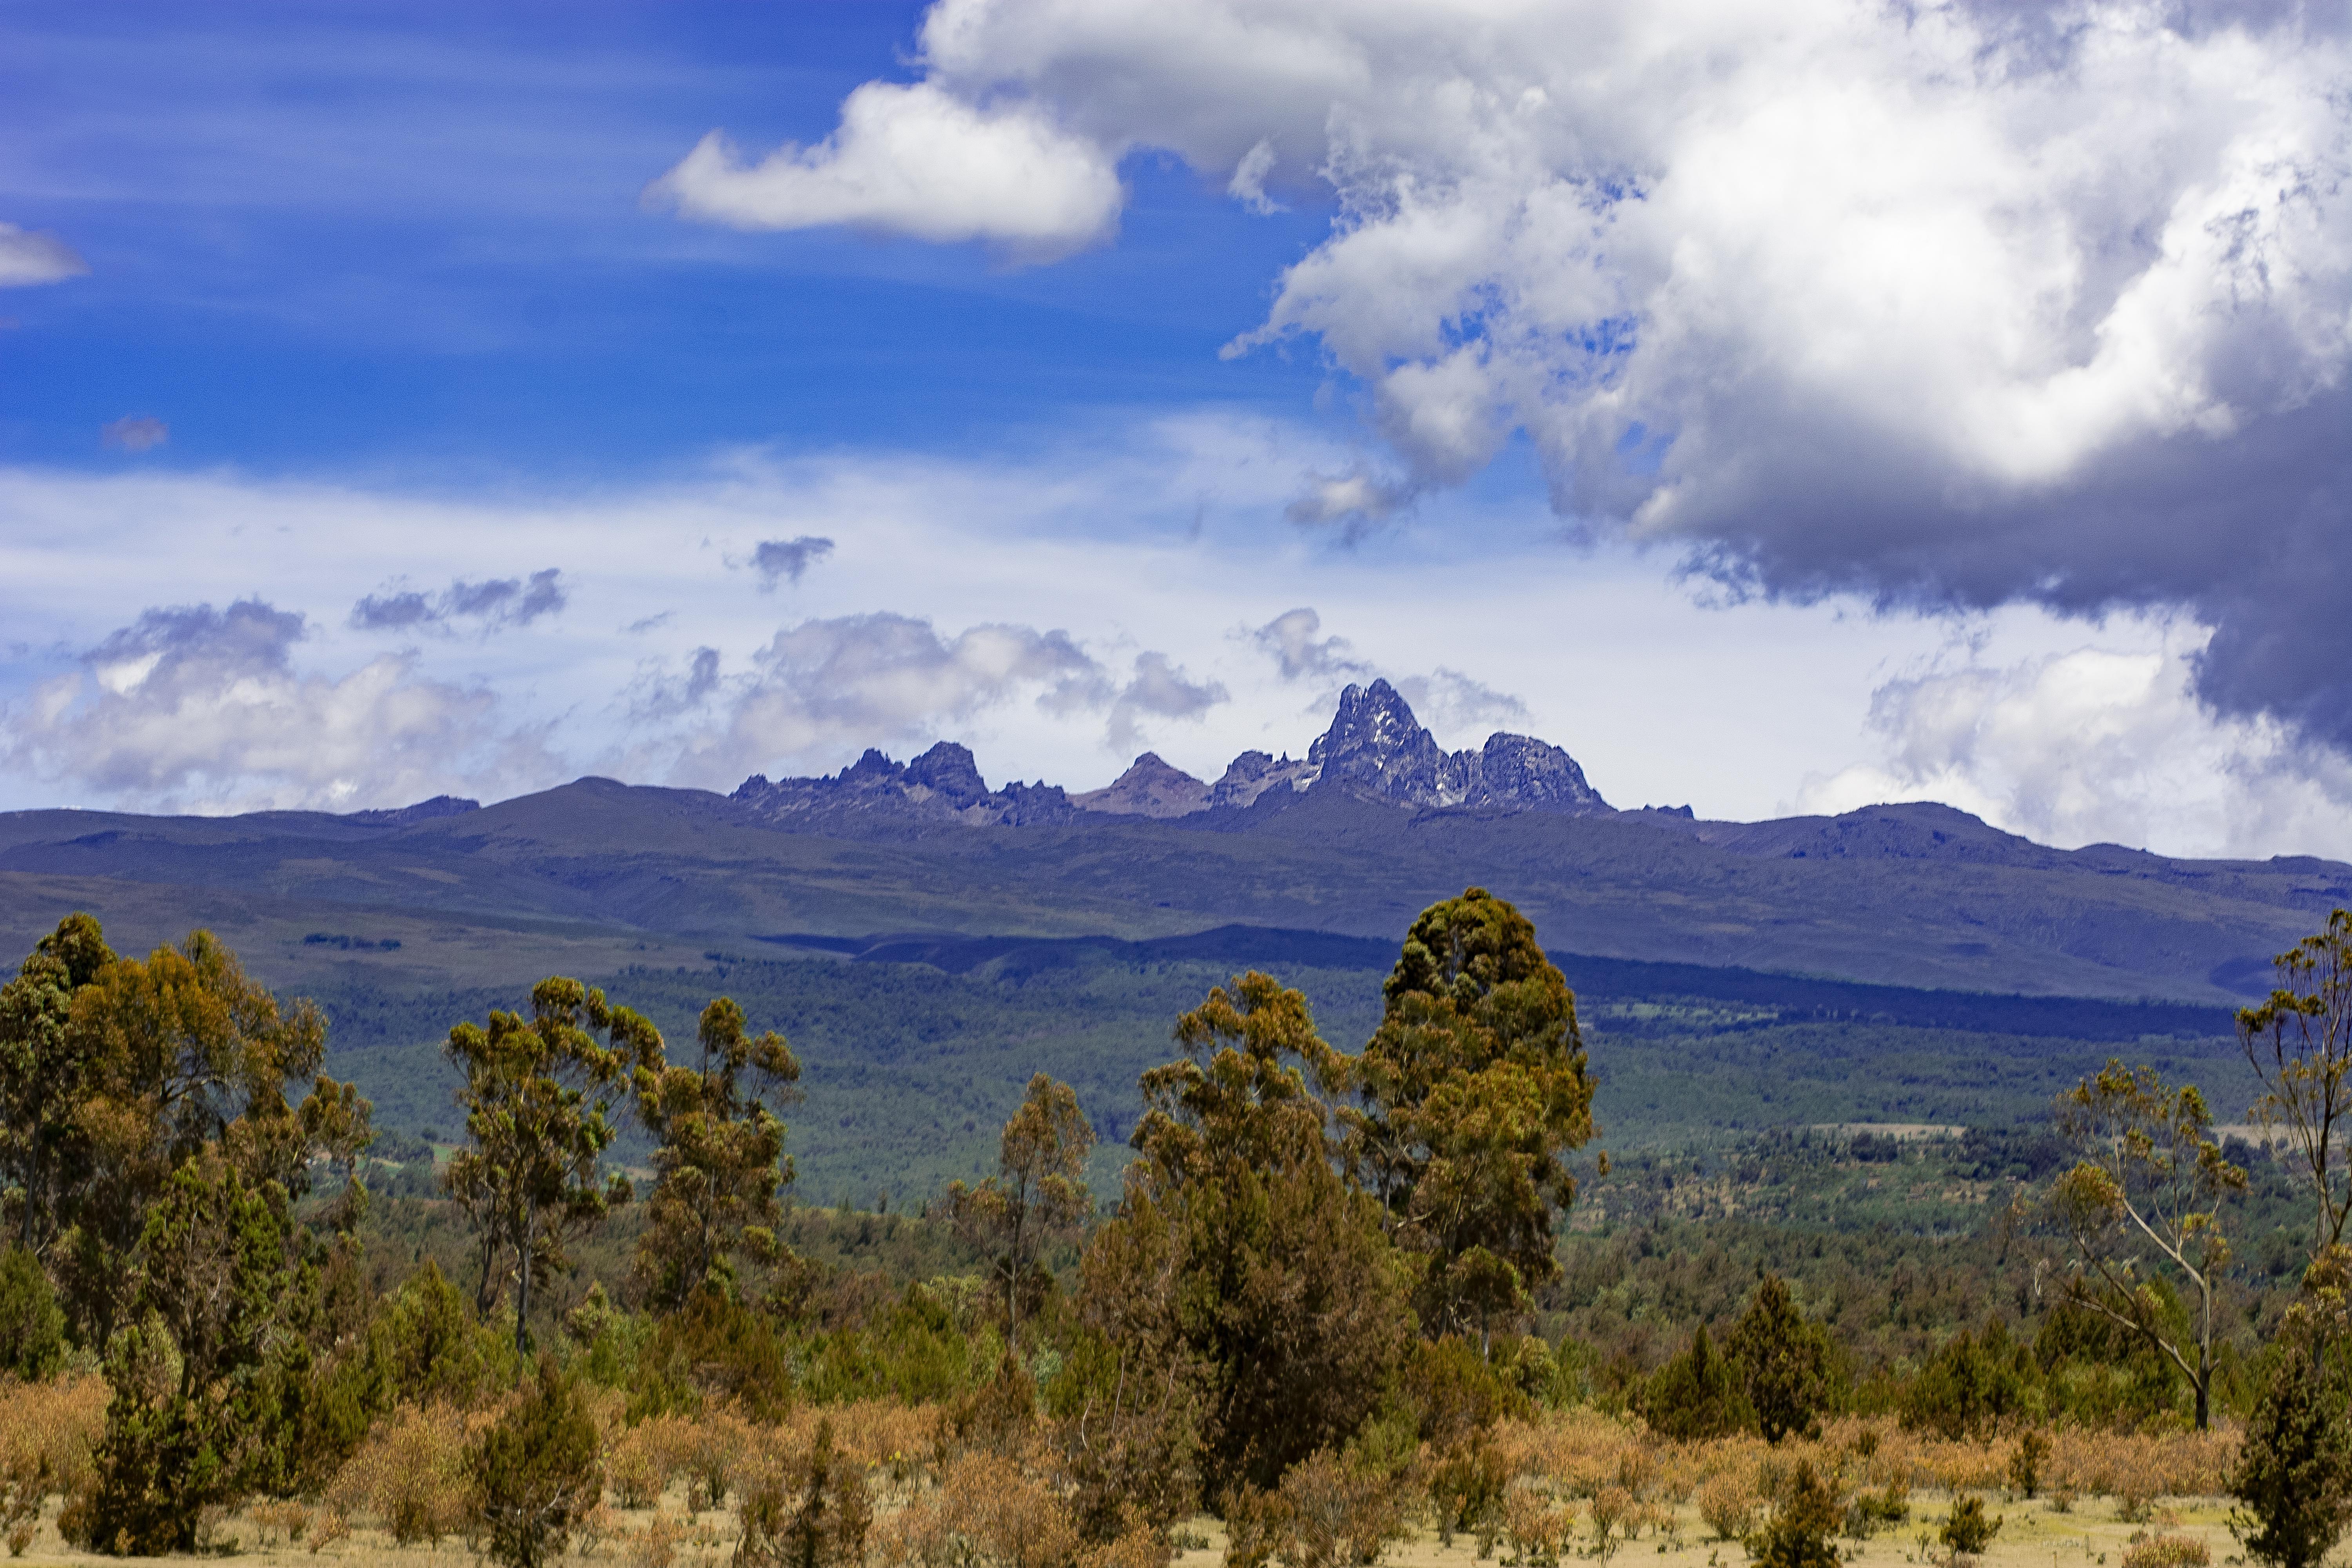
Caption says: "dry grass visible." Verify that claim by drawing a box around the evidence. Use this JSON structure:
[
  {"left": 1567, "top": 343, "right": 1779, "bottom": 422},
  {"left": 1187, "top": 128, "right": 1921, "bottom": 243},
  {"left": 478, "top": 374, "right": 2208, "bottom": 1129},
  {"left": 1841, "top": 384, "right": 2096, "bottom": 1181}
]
[{"left": 0, "top": 1387, "right": 2252, "bottom": 1568}]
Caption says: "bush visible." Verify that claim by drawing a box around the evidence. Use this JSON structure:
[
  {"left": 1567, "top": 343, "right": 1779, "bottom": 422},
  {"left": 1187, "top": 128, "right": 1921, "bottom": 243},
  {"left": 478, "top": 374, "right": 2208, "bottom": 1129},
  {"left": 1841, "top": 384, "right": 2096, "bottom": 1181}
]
[
  {"left": 1939, "top": 1495, "right": 2000, "bottom": 1557},
  {"left": 327, "top": 1403, "right": 470, "bottom": 1546},
  {"left": 1643, "top": 1324, "right": 1755, "bottom": 1442},
  {"left": 1402, "top": 1336, "right": 1529, "bottom": 1446},
  {"left": 1428, "top": 1435, "right": 1508, "bottom": 1546},
  {"left": 1271, "top": 1448, "right": 1410, "bottom": 1568},
  {"left": 1727, "top": 1276, "right": 1835, "bottom": 1443},
  {"left": 1698, "top": 1472, "right": 1759, "bottom": 1542},
  {"left": 2231, "top": 1340, "right": 2352, "bottom": 1568},
  {"left": 467, "top": 1359, "right": 603, "bottom": 1568},
  {"left": 2008, "top": 1429, "right": 2050, "bottom": 1499},
  {"left": 734, "top": 1418, "right": 870, "bottom": 1568},
  {"left": 2122, "top": 1537, "right": 2212, "bottom": 1568},
  {"left": 1902, "top": 1322, "right": 2033, "bottom": 1441},
  {"left": 2, "top": 1447, "right": 47, "bottom": 1557},
  {"left": 1747, "top": 1460, "right": 1840, "bottom": 1568},
  {"left": 0, "top": 1250, "right": 63, "bottom": 1382}
]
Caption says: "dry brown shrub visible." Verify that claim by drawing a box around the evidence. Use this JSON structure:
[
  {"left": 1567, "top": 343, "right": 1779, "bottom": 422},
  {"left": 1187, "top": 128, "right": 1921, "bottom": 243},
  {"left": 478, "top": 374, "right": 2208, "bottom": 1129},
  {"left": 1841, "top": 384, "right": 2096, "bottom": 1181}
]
[
  {"left": 875, "top": 1449, "right": 1078, "bottom": 1568},
  {"left": 3, "top": 1446, "right": 47, "bottom": 1557},
  {"left": 685, "top": 1407, "right": 754, "bottom": 1514},
  {"left": 308, "top": 1508, "right": 351, "bottom": 1556},
  {"left": 0, "top": 1374, "right": 103, "bottom": 1498},
  {"left": 630, "top": 1512, "right": 681, "bottom": 1568},
  {"left": 1589, "top": 1483, "right": 1637, "bottom": 1558},
  {"left": 612, "top": 1414, "right": 697, "bottom": 1510},
  {"left": 1697, "top": 1471, "right": 1760, "bottom": 1542},
  {"left": 1491, "top": 1410, "right": 1644, "bottom": 1499},
  {"left": 251, "top": 1498, "right": 311, "bottom": 1546},
  {"left": 1273, "top": 1448, "right": 1410, "bottom": 1568},
  {"left": 1503, "top": 1484, "right": 1575, "bottom": 1566},
  {"left": 2044, "top": 1428, "right": 2236, "bottom": 1503},
  {"left": 2121, "top": 1534, "right": 2210, "bottom": 1568},
  {"left": 326, "top": 1401, "right": 473, "bottom": 1546}
]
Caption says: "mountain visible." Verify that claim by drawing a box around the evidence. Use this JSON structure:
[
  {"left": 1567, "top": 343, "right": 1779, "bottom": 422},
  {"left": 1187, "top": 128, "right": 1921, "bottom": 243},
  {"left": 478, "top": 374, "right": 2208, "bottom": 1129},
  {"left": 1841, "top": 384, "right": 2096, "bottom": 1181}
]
[
  {"left": 730, "top": 677, "right": 1610, "bottom": 827},
  {"left": 0, "top": 679, "right": 2344, "bottom": 1014},
  {"left": 1073, "top": 753, "right": 1211, "bottom": 817}
]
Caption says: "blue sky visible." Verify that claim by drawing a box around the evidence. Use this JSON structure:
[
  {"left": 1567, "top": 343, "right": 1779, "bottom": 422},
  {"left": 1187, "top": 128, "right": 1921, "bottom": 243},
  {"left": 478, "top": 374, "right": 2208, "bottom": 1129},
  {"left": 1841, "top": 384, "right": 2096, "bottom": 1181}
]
[
  {"left": 4, "top": 0, "right": 2350, "bottom": 860},
  {"left": 0, "top": 2, "right": 1330, "bottom": 475}
]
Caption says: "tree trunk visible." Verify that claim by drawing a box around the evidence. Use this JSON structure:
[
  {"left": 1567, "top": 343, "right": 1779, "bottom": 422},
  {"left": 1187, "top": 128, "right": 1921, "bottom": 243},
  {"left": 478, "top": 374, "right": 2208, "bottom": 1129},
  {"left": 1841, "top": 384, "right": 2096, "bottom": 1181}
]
[{"left": 515, "top": 1202, "right": 534, "bottom": 1360}]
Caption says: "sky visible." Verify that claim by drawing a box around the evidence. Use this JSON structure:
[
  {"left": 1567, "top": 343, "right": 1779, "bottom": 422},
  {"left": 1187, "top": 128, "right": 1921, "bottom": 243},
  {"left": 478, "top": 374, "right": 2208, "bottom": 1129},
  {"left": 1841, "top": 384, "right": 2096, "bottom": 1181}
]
[{"left": 3, "top": 0, "right": 2350, "bottom": 860}]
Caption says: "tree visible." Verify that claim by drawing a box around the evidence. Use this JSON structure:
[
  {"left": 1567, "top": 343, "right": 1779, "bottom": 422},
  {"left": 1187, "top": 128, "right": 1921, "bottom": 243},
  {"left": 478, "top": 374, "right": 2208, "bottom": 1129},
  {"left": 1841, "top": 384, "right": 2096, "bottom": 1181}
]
[
  {"left": 1082, "top": 972, "right": 1412, "bottom": 1500},
  {"left": 0, "top": 913, "right": 114, "bottom": 1252},
  {"left": 1344, "top": 888, "right": 1597, "bottom": 1343},
  {"left": 445, "top": 977, "right": 648, "bottom": 1356},
  {"left": 1725, "top": 1274, "right": 1834, "bottom": 1442},
  {"left": 0, "top": 1246, "right": 64, "bottom": 1379},
  {"left": 1749, "top": 1460, "right": 1840, "bottom": 1568},
  {"left": 1641, "top": 1324, "right": 1753, "bottom": 1441},
  {"left": 49, "top": 928, "right": 357, "bottom": 1347},
  {"left": 634, "top": 996, "right": 802, "bottom": 1308},
  {"left": 2239, "top": 909, "right": 2352, "bottom": 1256},
  {"left": 467, "top": 1357, "right": 603, "bottom": 1568},
  {"left": 945, "top": 1073, "right": 1094, "bottom": 1349},
  {"left": 2049, "top": 1060, "right": 2245, "bottom": 1430},
  {"left": 80, "top": 1158, "right": 305, "bottom": 1553},
  {"left": 2232, "top": 1337, "right": 2352, "bottom": 1568}
]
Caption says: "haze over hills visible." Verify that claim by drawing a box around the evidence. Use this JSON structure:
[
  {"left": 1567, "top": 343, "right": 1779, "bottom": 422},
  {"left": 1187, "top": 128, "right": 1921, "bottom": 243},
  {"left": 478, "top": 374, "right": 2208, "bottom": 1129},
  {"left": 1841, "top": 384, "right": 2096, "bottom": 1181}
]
[
  {"left": 0, "top": 677, "right": 2329, "bottom": 1190},
  {"left": 0, "top": 677, "right": 2339, "bottom": 1009}
]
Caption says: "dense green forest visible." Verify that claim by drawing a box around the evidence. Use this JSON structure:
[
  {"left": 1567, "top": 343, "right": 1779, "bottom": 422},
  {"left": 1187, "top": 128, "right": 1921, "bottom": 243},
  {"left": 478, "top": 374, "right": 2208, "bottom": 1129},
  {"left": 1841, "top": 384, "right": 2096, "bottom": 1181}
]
[{"left": 4, "top": 891, "right": 2351, "bottom": 1568}]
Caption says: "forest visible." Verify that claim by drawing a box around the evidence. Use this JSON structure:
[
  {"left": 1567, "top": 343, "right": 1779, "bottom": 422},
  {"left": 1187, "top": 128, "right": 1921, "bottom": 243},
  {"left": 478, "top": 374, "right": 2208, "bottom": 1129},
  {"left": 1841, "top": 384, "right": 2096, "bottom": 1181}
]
[{"left": 2, "top": 889, "right": 2351, "bottom": 1568}]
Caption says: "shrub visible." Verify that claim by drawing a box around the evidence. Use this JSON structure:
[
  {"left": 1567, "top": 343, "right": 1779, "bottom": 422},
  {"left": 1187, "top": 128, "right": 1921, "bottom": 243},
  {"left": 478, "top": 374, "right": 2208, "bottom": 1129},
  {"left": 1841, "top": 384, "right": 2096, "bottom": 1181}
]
[
  {"left": 2231, "top": 1339, "right": 2352, "bottom": 1568},
  {"left": 2123, "top": 1537, "right": 2212, "bottom": 1568},
  {"left": 367, "top": 1259, "right": 506, "bottom": 1409},
  {"left": 1272, "top": 1448, "right": 1410, "bottom": 1568},
  {"left": 1902, "top": 1323, "right": 2033, "bottom": 1441},
  {"left": 0, "top": 1250, "right": 63, "bottom": 1382},
  {"left": 1429, "top": 1435, "right": 1508, "bottom": 1545},
  {"left": 1747, "top": 1460, "right": 1840, "bottom": 1568},
  {"left": 2, "top": 1447, "right": 46, "bottom": 1557},
  {"left": 734, "top": 1418, "right": 871, "bottom": 1568},
  {"left": 2009, "top": 1429, "right": 2050, "bottom": 1499},
  {"left": 1698, "top": 1471, "right": 1760, "bottom": 1542},
  {"left": 1939, "top": 1495, "right": 2001, "bottom": 1557},
  {"left": 1643, "top": 1325, "right": 1755, "bottom": 1441},
  {"left": 1843, "top": 1479, "right": 1909, "bottom": 1539},
  {"left": 327, "top": 1402, "right": 470, "bottom": 1546},
  {"left": 467, "top": 1359, "right": 603, "bottom": 1568},
  {"left": 1402, "top": 1336, "right": 1530, "bottom": 1446},
  {"left": 1503, "top": 1483, "right": 1575, "bottom": 1567}
]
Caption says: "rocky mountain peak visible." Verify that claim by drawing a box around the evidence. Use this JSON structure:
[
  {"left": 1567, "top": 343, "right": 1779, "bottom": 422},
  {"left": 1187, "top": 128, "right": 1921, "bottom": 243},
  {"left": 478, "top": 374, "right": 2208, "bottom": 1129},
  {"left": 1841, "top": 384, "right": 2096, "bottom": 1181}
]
[{"left": 1073, "top": 752, "right": 1212, "bottom": 818}]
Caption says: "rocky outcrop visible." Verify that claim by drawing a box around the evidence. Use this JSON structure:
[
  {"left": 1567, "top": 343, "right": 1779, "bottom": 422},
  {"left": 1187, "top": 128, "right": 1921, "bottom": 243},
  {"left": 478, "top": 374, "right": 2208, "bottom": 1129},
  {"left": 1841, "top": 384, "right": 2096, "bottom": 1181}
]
[
  {"left": 1303, "top": 680, "right": 1610, "bottom": 815},
  {"left": 346, "top": 795, "right": 480, "bottom": 825},
  {"left": 730, "top": 681, "right": 1608, "bottom": 829},
  {"left": 1208, "top": 750, "right": 1319, "bottom": 809},
  {"left": 1073, "top": 753, "right": 1211, "bottom": 817},
  {"left": 732, "top": 742, "right": 1076, "bottom": 827}
]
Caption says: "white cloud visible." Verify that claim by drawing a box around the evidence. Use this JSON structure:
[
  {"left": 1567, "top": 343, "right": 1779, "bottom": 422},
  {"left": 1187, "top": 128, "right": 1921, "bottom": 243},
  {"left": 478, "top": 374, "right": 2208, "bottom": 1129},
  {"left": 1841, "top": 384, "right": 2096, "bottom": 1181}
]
[
  {"left": 101, "top": 416, "right": 168, "bottom": 453},
  {"left": 352, "top": 569, "right": 567, "bottom": 633},
  {"left": 1250, "top": 607, "right": 1368, "bottom": 681},
  {"left": 3, "top": 599, "right": 554, "bottom": 813},
  {"left": 1106, "top": 652, "right": 1227, "bottom": 753},
  {"left": 720, "top": 0, "right": 2352, "bottom": 754},
  {"left": 1797, "top": 624, "right": 2352, "bottom": 859},
  {"left": 0, "top": 223, "right": 88, "bottom": 288},
  {"left": 648, "top": 81, "right": 1123, "bottom": 261},
  {"left": 664, "top": 612, "right": 1108, "bottom": 786}
]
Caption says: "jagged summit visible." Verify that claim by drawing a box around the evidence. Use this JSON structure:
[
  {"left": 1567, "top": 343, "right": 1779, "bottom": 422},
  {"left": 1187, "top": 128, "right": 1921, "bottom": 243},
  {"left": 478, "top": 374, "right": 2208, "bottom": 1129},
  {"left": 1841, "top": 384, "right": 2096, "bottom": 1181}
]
[
  {"left": 728, "top": 680, "right": 1609, "bottom": 829},
  {"left": 733, "top": 741, "right": 1074, "bottom": 827}
]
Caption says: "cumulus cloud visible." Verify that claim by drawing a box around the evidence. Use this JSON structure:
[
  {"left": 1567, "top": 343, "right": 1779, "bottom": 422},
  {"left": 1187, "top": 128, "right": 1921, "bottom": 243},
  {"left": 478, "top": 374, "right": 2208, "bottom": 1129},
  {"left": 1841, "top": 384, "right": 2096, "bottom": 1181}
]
[
  {"left": 0, "top": 223, "right": 88, "bottom": 287},
  {"left": 741, "top": 0, "right": 2352, "bottom": 756},
  {"left": 1394, "top": 668, "right": 1528, "bottom": 735},
  {"left": 668, "top": 612, "right": 1104, "bottom": 784},
  {"left": 101, "top": 416, "right": 167, "bottom": 453},
  {"left": 629, "top": 646, "right": 723, "bottom": 722},
  {"left": 648, "top": 81, "right": 1123, "bottom": 261},
  {"left": 1106, "top": 652, "right": 1227, "bottom": 751},
  {"left": 352, "top": 568, "right": 566, "bottom": 632},
  {"left": 750, "top": 535, "right": 835, "bottom": 588},
  {"left": 2, "top": 599, "right": 552, "bottom": 812},
  {"left": 1250, "top": 607, "right": 1368, "bottom": 681},
  {"left": 1798, "top": 628, "right": 2352, "bottom": 858}
]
